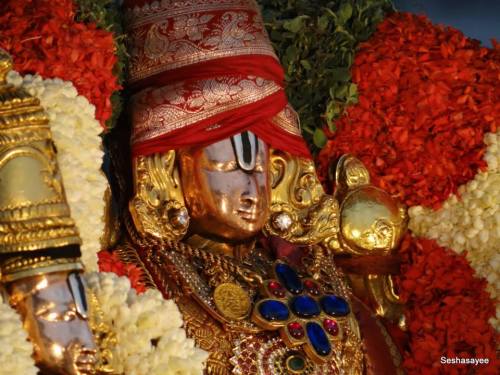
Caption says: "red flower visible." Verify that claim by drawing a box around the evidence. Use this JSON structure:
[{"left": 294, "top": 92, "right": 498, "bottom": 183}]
[
  {"left": 317, "top": 13, "right": 500, "bottom": 209},
  {"left": 97, "top": 250, "right": 147, "bottom": 294},
  {"left": 0, "top": 0, "right": 121, "bottom": 128},
  {"left": 395, "top": 235, "right": 498, "bottom": 374}
]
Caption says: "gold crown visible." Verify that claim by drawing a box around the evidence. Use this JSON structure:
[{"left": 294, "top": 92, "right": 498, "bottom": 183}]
[{"left": 0, "top": 49, "right": 81, "bottom": 254}]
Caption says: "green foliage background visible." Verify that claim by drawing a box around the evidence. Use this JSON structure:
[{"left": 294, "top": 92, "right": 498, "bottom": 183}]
[{"left": 259, "top": 0, "right": 394, "bottom": 151}]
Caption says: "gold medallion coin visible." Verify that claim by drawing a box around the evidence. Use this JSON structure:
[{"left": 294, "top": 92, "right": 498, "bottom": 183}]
[{"left": 213, "top": 282, "right": 251, "bottom": 320}]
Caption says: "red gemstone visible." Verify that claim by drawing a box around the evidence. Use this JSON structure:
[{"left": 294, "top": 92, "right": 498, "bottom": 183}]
[
  {"left": 287, "top": 322, "right": 305, "bottom": 339},
  {"left": 268, "top": 280, "right": 286, "bottom": 298},
  {"left": 304, "top": 279, "right": 320, "bottom": 295},
  {"left": 323, "top": 319, "right": 339, "bottom": 336}
]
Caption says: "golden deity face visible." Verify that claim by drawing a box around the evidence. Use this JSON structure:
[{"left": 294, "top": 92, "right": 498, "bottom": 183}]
[
  {"left": 7, "top": 271, "right": 97, "bottom": 375},
  {"left": 178, "top": 133, "right": 270, "bottom": 242}
]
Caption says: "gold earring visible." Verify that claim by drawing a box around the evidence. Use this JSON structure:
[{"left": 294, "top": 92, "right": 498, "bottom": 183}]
[
  {"left": 129, "top": 150, "right": 189, "bottom": 243},
  {"left": 264, "top": 149, "right": 339, "bottom": 247}
]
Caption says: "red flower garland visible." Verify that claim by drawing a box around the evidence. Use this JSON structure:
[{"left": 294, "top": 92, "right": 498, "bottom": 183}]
[
  {"left": 98, "top": 250, "right": 146, "bottom": 294},
  {"left": 0, "top": 0, "right": 121, "bottom": 127},
  {"left": 318, "top": 13, "right": 500, "bottom": 209},
  {"left": 396, "top": 235, "right": 498, "bottom": 374},
  {"left": 315, "top": 12, "right": 499, "bottom": 374}
]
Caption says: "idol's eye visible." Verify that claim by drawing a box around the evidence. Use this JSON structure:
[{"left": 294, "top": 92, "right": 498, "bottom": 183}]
[
  {"left": 35, "top": 303, "right": 55, "bottom": 320},
  {"left": 62, "top": 307, "right": 77, "bottom": 322},
  {"left": 205, "top": 160, "right": 239, "bottom": 172},
  {"left": 36, "top": 302, "right": 77, "bottom": 322}
]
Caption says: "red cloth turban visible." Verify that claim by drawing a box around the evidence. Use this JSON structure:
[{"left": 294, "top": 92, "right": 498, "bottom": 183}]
[{"left": 124, "top": 0, "right": 311, "bottom": 158}]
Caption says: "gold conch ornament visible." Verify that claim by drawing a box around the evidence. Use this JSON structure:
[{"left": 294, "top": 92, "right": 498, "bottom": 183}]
[
  {"left": 334, "top": 154, "right": 408, "bottom": 256},
  {"left": 129, "top": 151, "right": 189, "bottom": 243},
  {"left": 334, "top": 154, "right": 407, "bottom": 328},
  {"left": 264, "top": 150, "right": 407, "bottom": 327}
]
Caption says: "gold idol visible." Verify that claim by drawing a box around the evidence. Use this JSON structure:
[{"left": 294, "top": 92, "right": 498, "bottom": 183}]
[{"left": 110, "top": 0, "right": 409, "bottom": 373}]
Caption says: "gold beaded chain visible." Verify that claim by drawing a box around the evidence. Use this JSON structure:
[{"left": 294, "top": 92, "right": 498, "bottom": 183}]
[{"left": 125, "top": 214, "right": 264, "bottom": 287}]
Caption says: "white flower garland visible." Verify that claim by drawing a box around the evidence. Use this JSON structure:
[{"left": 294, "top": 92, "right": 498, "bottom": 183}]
[
  {"left": 0, "top": 298, "right": 38, "bottom": 375},
  {"left": 85, "top": 272, "right": 208, "bottom": 375},
  {"left": 409, "top": 131, "right": 500, "bottom": 330},
  {"left": 6, "top": 72, "right": 107, "bottom": 272}
]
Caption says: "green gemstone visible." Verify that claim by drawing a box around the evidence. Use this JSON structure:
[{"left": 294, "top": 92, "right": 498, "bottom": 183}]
[{"left": 286, "top": 354, "right": 306, "bottom": 372}]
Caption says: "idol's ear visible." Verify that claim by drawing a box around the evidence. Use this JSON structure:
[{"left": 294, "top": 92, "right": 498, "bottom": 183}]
[
  {"left": 264, "top": 148, "right": 340, "bottom": 248},
  {"left": 128, "top": 151, "right": 189, "bottom": 243}
]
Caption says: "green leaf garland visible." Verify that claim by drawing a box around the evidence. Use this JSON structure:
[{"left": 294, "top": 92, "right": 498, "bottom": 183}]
[{"left": 259, "top": 0, "right": 394, "bottom": 151}]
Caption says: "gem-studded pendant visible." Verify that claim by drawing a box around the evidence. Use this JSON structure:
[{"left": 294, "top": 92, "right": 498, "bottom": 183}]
[
  {"left": 251, "top": 261, "right": 352, "bottom": 364},
  {"left": 213, "top": 282, "right": 251, "bottom": 320}
]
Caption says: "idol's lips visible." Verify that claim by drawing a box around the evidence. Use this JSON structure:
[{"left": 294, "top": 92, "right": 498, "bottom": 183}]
[{"left": 236, "top": 209, "right": 258, "bottom": 221}]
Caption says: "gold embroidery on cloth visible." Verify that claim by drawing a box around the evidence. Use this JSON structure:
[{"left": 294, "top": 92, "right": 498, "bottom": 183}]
[
  {"left": 125, "top": 0, "right": 278, "bottom": 83},
  {"left": 272, "top": 105, "right": 302, "bottom": 136},
  {"left": 131, "top": 76, "right": 282, "bottom": 144},
  {"left": 125, "top": 0, "right": 256, "bottom": 26}
]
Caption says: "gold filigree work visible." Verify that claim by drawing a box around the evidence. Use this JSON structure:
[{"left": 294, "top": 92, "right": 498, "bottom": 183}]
[
  {"left": 264, "top": 149, "right": 340, "bottom": 247},
  {"left": 0, "top": 256, "right": 83, "bottom": 282},
  {"left": 271, "top": 105, "right": 302, "bottom": 136},
  {"left": 130, "top": 150, "right": 189, "bottom": 242},
  {"left": 87, "top": 288, "right": 117, "bottom": 374}
]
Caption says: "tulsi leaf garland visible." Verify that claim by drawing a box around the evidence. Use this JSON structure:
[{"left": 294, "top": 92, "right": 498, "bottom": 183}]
[{"left": 259, "top": 0, "right": 394, "bottom": 150}]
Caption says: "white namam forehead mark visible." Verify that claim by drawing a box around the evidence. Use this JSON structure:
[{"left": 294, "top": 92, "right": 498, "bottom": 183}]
[{"left": 203, "top": 137, "right": 267, "bottom": 163}]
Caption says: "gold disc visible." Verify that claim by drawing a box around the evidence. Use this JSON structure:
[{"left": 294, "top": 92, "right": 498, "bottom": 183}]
[{"left": 213, "top": 282, "right": 251, "bottom": 320}]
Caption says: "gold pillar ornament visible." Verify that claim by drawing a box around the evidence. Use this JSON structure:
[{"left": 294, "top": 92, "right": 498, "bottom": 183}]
[{"left": 0, "top": 49, "right": 81, "bottom": 256}]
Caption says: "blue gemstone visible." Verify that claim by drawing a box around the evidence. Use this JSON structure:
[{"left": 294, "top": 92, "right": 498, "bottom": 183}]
[
  {"left": 275, "top": 263, "right": 303, "bottom": 294},
  {"left": 258, "top": 300, "right": 290, "bottom": 321},
  {"left": 320, "top": 295, "right": 350, "bottom": 317},
  {"left": 306, "top": 322, "right": 331, "bottom": 356},
  {"left": 290, "top": 295, "right": 321, "bottom": 318}
]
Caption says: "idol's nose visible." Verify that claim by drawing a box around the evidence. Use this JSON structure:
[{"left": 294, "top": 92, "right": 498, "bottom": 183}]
[
  {"left": 240, "top": 175, "right": 260, "bottom": 209},
  {"left": 240, "top": 194, "right": 258, "bottom": 210}
]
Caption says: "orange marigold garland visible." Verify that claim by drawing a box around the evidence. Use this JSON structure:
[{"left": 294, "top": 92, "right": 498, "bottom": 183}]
[
  {"left": 397, "top": 235, "right": 498, "bottom": 374},
  {"left": 318, "top": 13, "right": 499, "bottom": 209},
  {"left": 98, "top": 250, "right": 146, "bottom": 294},
  {"left": 0, "top": 0, "right": 121, "bottom": 127}
]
